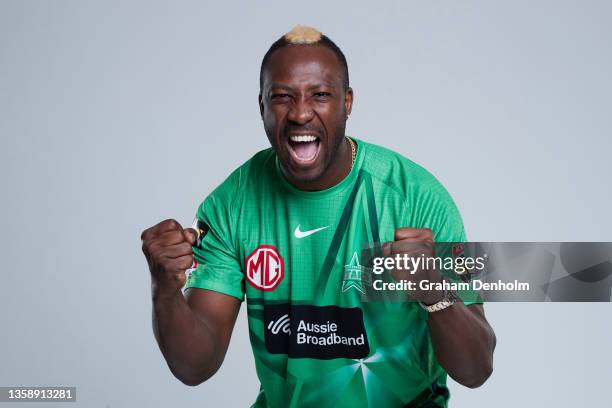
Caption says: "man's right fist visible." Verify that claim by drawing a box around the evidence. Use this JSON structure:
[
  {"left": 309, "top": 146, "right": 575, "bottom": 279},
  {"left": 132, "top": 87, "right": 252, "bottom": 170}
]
[{"left": 141, "top": 219, "right": 197, "bottom": 299}]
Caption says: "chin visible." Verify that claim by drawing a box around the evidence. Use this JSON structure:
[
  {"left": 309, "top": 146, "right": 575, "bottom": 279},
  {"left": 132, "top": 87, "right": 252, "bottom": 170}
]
[{"left": 282, "top": 160, "right": 326, "bottom": 183}]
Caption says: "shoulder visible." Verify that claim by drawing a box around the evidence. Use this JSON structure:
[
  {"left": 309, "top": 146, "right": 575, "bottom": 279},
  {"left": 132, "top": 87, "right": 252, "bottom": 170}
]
[
  {"left": 358, "top": 139, "right": 464, "bottom": 240},
  {"left": 207, "top": 148, "right": 274, "bottom": 198},
  {"left": 199, "top": 147, "right": 275, "bottom": 213},
  {"left": 359, "top": 139, "right": 449, "bottom": 199}
]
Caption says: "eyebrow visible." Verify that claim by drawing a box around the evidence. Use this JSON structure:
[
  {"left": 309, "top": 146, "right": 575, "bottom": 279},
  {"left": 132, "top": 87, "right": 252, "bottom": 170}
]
[
  {"left": 268, "top": 84, "right": 294, "bottom": 92},
  {"left": 268, "top": 83, "right": 335, "bottom": 92}
]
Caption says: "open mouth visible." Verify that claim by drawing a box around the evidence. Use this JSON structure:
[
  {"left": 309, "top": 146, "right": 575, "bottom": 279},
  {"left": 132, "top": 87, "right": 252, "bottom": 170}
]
[{"left": 286, "top": 134, "right": 321, "bottom": 165}]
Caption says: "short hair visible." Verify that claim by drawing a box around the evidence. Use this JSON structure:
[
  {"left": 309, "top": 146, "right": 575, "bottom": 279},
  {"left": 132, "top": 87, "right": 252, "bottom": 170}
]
[{"left": 259, "top": 25, "right": 350, "bottom": 92}]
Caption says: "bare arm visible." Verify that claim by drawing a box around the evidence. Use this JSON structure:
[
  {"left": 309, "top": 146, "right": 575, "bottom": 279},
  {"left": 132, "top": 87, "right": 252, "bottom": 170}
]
[
  {"left": 427, "top": 303, "right": 496, "bottom": 388},
  {"left": 152, "top": 288, "right": 240, "bottom": 386},
  {"left": 386, "top": 227, "right": 496, "bottom": 388},
  {"left": 142, "top": 219, "right": 241, "bottom": 386}
]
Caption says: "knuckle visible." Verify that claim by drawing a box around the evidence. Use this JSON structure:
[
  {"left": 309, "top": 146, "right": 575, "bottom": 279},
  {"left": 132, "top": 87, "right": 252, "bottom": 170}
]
[
  {"left": 159, "top": 230, "right": 182, "bottom": 245},
  {"left": 147, "top": 240, "right": 160, "bottom": 253},
  {"left": 173, "top": 230, "right": 186, "bottom": 242},
  {"left": 142, "top": 238, "right": 159, "bottom": 254},
  {"left": 162, "top": 219, "right": 180, "bottom": 229},
  {"left": 162, "top": 230, "right": 180, "bottom": 242},
  {"left": 180, "top": 242, "right": 194, "bottom": 253},
  {"left": 149, "top": 244, "right": 168, "bottom": 264}
]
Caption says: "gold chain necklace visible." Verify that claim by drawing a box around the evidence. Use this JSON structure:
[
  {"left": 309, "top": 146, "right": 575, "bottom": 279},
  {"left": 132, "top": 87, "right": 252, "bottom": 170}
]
[{"left": 346, "top": 136, "right": 356, "bottom": 168}]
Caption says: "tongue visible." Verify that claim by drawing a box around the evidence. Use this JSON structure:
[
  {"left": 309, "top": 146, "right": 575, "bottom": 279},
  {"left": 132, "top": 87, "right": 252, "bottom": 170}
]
[{"left": 293, "top": 141, "right": 318, "bottom": 160}]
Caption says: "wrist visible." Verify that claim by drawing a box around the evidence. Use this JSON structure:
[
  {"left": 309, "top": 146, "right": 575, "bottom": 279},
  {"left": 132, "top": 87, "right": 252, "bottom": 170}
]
[
  {"left": 420, "top": 289, "right": 445, "bottom": 306},
  {"left": 419, "top": 289, "right": 458, "bottom": 313}
]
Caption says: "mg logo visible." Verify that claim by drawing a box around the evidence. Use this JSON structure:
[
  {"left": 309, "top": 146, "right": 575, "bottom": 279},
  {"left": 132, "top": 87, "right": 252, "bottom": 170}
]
[{"left": 245, "top": 245, "right": 284, "bottom": 291}]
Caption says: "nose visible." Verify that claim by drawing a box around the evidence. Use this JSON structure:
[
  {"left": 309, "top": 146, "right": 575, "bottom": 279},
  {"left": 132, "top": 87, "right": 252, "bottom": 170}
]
[{"left": 287, "top": 98, "right": 314, "bottom": 125}]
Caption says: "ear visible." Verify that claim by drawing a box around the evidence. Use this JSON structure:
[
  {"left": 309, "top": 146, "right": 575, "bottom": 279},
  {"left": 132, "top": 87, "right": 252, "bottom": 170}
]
[
  {"left": 258, "top": 93, "right": 264, "bottom": 118},
  {"left": 344, "top": 87, "right": 354, "bottom": 116}
]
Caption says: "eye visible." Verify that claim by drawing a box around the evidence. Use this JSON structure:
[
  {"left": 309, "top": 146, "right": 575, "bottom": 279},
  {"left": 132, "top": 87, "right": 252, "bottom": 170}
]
[
  {"left": 271, "top": 93, "right": 290, "bottom": 100},
  {"left": 314, "top": 92, "right": 331, "bottom": 98}
]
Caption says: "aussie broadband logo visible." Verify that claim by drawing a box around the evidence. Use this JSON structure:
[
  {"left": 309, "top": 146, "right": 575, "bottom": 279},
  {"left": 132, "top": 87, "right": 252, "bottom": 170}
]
[
  {"left": 268, "top": 314, "right": 291, "bottom": 335},
  {"left": 245, "top": 245, "right": 284, "bottom": 291},
  {"left": 264, "top": 304, "right": 370, "bottom": 359}
]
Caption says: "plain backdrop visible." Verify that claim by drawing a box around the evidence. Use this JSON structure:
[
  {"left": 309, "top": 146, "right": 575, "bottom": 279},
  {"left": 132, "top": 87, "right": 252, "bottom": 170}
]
[{"left": 1, "top": 1, "right": 611, "bottom": 407}]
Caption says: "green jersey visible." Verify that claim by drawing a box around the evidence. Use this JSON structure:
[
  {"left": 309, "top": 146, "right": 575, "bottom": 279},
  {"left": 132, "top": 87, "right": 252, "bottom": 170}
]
[{"left": 186, "top": 138, "right": 479, "bottom": 408}]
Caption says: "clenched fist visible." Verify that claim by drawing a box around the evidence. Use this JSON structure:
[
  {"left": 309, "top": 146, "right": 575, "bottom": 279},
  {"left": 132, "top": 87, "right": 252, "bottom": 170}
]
[
  {"left": 382, "top": 227, "right": 444, "bottom": 305},
  {"left": 141, "top": 219, "right": 197, "bottom": 300}
]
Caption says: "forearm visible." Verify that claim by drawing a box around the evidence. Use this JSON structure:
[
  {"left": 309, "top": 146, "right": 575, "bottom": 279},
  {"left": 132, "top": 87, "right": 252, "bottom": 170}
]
[
  {"left": 152, "top": 291, "right": 221, "bottom": 385},
  {"left": 426, "top": 303, "right": 496, "bottom": 388}
]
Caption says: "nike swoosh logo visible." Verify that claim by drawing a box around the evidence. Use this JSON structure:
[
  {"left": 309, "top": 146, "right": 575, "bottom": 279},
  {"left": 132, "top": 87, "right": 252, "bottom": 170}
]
[{"left": 294, "top": 224, "right": 330, "bottom": 239}]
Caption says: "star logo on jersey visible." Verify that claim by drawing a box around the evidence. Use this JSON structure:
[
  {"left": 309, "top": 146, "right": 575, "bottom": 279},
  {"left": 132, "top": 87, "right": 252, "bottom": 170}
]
[
  {"left": 341, "top": 252, "right": 365, "bottom": 294},
  {"left": 294, "top": 224, "right": 329, "bottom": 239}
]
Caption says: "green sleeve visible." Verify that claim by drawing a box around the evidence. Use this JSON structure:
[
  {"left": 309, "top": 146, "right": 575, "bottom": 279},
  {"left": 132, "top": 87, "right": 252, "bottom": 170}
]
[
  {"left": 413, "top": 176, "right": 483, "bottom": 306},
  {"left": 185, "top": 191, "right": 245, "bottom": 301}
]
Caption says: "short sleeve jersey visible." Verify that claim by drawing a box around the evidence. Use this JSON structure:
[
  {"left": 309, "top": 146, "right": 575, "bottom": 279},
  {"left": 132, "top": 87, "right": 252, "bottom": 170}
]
[{"left": 186, "top": 138, "right": 480, "bottom": 408}]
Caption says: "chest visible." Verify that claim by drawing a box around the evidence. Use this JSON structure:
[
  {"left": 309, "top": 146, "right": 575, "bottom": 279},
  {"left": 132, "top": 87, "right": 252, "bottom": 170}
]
[{"left": 235, "top": 186, "right": 406, "bottom": 303}]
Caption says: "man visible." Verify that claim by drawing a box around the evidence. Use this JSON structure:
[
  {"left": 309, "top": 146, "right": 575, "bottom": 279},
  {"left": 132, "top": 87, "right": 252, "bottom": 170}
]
[{"left": 141, "top": 25, "right": 496, "bottom": 407}]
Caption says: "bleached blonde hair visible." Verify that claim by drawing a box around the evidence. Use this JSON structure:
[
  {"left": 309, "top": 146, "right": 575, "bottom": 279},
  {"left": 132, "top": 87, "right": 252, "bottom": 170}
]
[
  {"left": 259, "top": 25, "right": 349, "bottom": 90},
  {"left": 284, "top": 25, "right": 323, "bottom": 45}
]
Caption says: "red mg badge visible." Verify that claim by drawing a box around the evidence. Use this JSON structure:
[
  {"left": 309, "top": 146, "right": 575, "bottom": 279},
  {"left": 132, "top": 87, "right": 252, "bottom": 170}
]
[{"left": 245, "top": 245, "right": 284, "bottom": 291}]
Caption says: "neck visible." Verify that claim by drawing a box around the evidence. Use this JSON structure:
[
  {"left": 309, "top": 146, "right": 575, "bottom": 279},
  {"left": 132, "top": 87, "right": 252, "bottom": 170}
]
[{"left": 284, "top": 137, "right": 355, "bottom": 192}]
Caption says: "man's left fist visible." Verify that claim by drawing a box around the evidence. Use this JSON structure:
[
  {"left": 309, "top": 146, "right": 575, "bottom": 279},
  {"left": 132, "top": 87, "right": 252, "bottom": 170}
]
[{"left": 382, "top": 227, "right": 445, "bottom": 305}]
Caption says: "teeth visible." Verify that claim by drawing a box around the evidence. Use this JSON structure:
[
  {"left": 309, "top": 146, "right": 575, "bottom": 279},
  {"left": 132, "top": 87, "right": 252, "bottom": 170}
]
[{"left": 289, "top": 135, "right": 318, "bottom": 143}]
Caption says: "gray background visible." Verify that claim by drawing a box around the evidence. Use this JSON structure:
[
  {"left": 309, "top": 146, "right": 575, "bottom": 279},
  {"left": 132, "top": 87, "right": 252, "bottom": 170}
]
[{"left": 1, "top": 1, "right": 610, "bottom": 407}]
